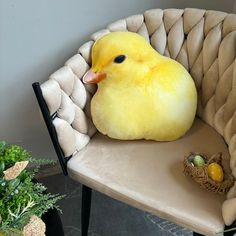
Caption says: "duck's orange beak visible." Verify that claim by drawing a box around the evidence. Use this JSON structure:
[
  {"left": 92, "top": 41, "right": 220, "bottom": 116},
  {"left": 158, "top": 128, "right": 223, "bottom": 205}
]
[{"left": 82, "top": 69, "right": 106, "bottom": 84}]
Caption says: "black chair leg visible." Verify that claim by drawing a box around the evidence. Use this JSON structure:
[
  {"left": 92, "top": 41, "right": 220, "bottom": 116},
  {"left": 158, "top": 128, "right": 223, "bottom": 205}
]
[
  {"left": 193, "top": 232, "right": 204, "bottom": 236},
  {"left": 224, "top": 224, "right": 236, "bottom": 236},
  {"left": 193, "top": 230, "right": 236, "bottom": 236},
  {"left": 81, "top": 185, "right": 92, "bottom": 236}
]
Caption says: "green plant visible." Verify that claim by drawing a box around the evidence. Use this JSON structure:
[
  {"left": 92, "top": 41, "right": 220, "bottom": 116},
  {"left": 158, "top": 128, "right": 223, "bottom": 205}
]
[{"left": 0, "top": 141, "right": 64, "bottom": 235}]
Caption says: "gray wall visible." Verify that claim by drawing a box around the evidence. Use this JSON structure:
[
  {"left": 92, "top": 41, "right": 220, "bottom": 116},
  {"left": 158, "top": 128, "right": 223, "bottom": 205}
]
[{"left": 0, "top": 0, "right": 235, "bottom": 160}]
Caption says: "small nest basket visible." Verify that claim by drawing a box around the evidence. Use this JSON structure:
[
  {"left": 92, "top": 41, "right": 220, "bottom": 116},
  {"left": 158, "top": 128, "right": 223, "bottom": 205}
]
[{"left": 183, "top": 152, "right": 234, "bottom": 194}]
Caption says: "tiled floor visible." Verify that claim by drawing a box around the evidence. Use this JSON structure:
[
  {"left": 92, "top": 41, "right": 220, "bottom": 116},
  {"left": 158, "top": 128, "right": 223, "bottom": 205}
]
[{"left": 40, "top": 173, "right": 192, "bottom": 236}]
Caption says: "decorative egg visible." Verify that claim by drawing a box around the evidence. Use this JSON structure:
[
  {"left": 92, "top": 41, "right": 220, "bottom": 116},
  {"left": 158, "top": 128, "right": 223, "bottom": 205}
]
[
  {"left": 207, "top": 162, "right": 224, "bottom": 182},
  {"left": 193, "top": 155, "right": 205, "bottom": 167}
]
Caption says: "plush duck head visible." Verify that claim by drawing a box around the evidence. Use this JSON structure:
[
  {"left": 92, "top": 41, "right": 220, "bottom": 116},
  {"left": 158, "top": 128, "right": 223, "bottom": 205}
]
[{"left": 83, "top": 32, "right": 197, "bottom": 141}]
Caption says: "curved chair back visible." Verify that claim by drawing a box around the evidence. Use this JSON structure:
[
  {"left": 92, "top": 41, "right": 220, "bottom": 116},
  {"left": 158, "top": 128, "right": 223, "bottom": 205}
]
[{"left": 33, "top": 8, "right": 236, "bottom": 177}]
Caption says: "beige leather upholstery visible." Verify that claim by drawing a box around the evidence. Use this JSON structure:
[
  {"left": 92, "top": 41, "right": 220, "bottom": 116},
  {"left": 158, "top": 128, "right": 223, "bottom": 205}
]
[
  {"left": 68, "top": 119, "right": 228, "bottom": 236},
  {"left": 39, "top": 8, "right": 236, "bottom": 233}
]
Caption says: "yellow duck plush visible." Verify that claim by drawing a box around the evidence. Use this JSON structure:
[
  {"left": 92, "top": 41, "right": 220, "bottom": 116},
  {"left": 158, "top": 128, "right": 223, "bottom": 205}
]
[{"left": 83, "top": 32, "right": 197, "bottom": 141}]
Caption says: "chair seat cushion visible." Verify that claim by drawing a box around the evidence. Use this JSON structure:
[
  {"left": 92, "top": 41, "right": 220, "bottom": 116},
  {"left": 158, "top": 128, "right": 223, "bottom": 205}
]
[{"left": 67, "top": 118, "right": 229, "bottom": 235}]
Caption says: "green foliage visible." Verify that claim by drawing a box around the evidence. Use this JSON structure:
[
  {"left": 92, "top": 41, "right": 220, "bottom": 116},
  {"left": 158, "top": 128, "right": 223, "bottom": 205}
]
[
  {"left": 0, "top": 141, "right": 64, "bottom": 234},
  {"left": 0, "top": 143, "right": 30, "bottom": 171},
  {"left": 29, "top": 157, "right": 56, "bottom": 167},
  {"left": 0, "top": 228, "right": 23, "bottom": 236},
  {"left": 0, "top": 141, "right": 7, "bottom": 156}
]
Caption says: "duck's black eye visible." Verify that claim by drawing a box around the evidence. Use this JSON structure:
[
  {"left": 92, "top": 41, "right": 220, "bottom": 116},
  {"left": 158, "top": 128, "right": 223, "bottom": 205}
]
[{"left": 113, "top": 55, "right": 126, "bottom": 63}]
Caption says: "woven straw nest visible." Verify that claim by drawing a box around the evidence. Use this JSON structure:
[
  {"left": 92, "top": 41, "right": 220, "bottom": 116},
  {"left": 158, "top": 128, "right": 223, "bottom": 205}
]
[{"left": 183, "top": 152, "right": 234, "bottom": 194}]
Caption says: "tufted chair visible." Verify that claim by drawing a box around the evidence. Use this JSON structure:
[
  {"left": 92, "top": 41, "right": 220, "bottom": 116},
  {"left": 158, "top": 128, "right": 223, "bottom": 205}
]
[{"left": 33, "top": 8, "right": 236, "bottom": 236}]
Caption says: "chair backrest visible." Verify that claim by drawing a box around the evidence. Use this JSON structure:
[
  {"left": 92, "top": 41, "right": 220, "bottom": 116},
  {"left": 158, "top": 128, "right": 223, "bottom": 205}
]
[{"left": 33, "top": 8, "right": 236, "bottom": 176}]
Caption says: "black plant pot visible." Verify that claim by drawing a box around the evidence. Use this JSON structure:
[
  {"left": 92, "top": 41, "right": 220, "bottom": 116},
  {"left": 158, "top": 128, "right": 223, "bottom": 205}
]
[
  {"left": 32, "top": 178, "right": 64, "bottom": 236},
  {"left": 42, "top": 207, "right": 64, "bottom": 236}
]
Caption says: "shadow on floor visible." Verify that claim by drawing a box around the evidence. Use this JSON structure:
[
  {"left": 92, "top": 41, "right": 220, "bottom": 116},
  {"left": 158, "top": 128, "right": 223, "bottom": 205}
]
[{"left": 40, "top": 173, "right": 192, "bottom": 236}]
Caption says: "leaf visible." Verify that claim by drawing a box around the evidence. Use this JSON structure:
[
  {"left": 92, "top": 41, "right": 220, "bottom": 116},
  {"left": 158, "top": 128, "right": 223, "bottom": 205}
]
[
  {"left": 0, "top": 141, "right": 7, "bottom": 156},
  {"left": 4, "top": 161, "right": 29, "bottom": 181},
  {"left": 8, "top": 209, "right": 17, "bottom": 218},
  {"left": 8, "top": 179, "right": 20, "bottom": 190},
  {"left": 0, "top": 228, "right": 23, "bottom": 236},
  {"left": 0, "top": 162, "right": 5, "bottom": 173}
]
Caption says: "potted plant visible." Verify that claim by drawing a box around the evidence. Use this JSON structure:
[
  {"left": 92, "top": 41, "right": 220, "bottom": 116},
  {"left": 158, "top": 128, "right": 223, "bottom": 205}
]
[{"left": 0, "top": 141, "right": 64, "bottom": 236}]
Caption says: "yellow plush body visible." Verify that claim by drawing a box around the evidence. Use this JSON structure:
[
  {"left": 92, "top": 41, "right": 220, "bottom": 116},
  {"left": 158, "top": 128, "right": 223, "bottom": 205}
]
[{"left": 83, "top": 32, "right": 197, "bottom": 141}]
